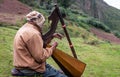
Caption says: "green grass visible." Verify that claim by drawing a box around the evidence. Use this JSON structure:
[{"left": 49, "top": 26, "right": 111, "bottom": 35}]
[
  {"left": 52, "top": 38, "right": 120, "bottom": 77},
  {"left": 0, "top": 26, "right": 17, "bottom": 77},
  {"left": 0, "top": 25, "right": 120, "bottom": 77}
]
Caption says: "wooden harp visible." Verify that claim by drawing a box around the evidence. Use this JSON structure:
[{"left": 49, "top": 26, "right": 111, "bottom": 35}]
[{"left": 43, "top": 5, "right": 86, "bottom": 77}]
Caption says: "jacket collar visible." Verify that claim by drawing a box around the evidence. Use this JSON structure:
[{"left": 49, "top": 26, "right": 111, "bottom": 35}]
[{"left": 26, "top": 22, "right": 42, "bottom": 33}]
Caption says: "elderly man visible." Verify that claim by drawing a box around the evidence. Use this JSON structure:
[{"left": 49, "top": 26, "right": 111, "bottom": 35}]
[{"left": 11, "top": 11, "right": 67, "bottom": 77}]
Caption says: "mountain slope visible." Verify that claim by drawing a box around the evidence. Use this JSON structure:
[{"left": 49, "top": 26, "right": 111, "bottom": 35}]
[
  {"left": 90, "top": 28, "right": 120, "bottom": 44},
  {"left": 0, "top": 0, "right": 120, "bottom": 44},
  {"left": 73, "top": 0, "right": 120, "bottom": 32},
  {"left": 0, "top": 0, "right": 31, "bottom": 24},
  {"left": 0, "top": 0, "right": 31, "bottom": 14}
]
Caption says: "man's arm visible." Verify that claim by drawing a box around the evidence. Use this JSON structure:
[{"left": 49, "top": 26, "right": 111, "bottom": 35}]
[{"left": 26, "top": 33, "right": 57, "bottom": 63}]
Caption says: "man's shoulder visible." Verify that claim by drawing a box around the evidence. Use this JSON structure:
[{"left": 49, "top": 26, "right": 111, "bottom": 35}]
[
  {"left": 18, "top": 24, "right": 41, "bottom": 42},
  {"left": 20, "top": 23, "right": 40, "bottom": 34}
]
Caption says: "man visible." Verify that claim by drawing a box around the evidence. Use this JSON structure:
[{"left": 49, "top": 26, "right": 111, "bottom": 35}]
[{"left": 11, "top": 11, "right": 67, "bottom": 77}]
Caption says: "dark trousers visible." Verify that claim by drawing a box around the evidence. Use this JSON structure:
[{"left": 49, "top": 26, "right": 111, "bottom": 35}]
[{"left": 12, "top": 64, "right": 67, "bottom": 77}]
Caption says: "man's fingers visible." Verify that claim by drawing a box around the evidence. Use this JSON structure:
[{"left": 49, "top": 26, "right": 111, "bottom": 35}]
[
  {"left": 51, "top": 42, "right": 58, "bottom": 50},
  {"left": 53, "top": 33, "right": 64, "bottom": 39},
  {"left": 52, "top": 42, "right": 58, "bottom": 47}
]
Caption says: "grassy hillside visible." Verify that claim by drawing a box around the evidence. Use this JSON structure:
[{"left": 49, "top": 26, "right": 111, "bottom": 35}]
[
  {"left": 18, "top": 0, "right": 120, "bottom": 38},
  {"left": 0, "top": 1, "right": 120, "bottom": 77},
  {"left": 0, "top": 25, "right": 16, "bottom": 77},
  {"left": 0, "top": 24, "right": 120, "bottom": 77}
]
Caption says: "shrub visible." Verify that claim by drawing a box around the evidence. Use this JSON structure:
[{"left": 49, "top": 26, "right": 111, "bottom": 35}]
[
  {"left": 113, "top": 31, "right": 120, "bottom": 38},
  {"left": 88, "top": 19, "right": 111, "bottom": 33},
  {"left": 19, "top": 0, "right": 37, "bottom": 7},
  {"left": 87, "top": 40, "right": 99, "bottom": 45}
]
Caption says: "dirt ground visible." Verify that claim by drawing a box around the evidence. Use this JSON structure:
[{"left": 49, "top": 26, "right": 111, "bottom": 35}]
[
  {"left": 0, "top": 0, "right": 32, "bottom": 24},
  {"left": 90, "top": 28, "right": 120, "bottom": 44}
]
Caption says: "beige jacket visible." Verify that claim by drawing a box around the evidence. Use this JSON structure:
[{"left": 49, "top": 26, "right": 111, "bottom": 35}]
[{"left": 13, "top": 23, "right": 53, "bottom": 72}]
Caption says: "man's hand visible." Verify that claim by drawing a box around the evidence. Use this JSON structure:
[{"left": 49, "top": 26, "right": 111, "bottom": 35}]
[
  {"left": 53, "top": 33, "right": 63, "bottom": 40},
  {"left": 51, "top": 42, "right": 58, "bottom": 51}
]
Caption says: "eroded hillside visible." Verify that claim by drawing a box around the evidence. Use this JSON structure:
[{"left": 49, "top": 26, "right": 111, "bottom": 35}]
[{"left": 0, "top": 0, "right": 31, "bottom": 24}]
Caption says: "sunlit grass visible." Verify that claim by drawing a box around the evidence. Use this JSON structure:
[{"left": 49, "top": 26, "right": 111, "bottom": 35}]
[
  {"left": 0, "top": 26, "right": 16, "bottom": 77},
  {"left": 50, "top": 37, "right": 120, "bottom": 77},
  {"left": 0, "top": 26, "right": 120, "bottom": 77}
]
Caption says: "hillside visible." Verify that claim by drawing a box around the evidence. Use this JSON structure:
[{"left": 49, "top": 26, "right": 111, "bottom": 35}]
[
  {"left": 0, "top": 24, "right": 120, "bottom": 77},
  {"left": 73, "top": 0, "right": 120, "bottom": 33},
  {"left": 90, "top": 28, "right": 120, "bottom": 44},
  {"left": 0, "top": 0, "right": 31, "bottom": 24},
  {"left": 0, "top": 0, "right": 120, "bottom": 77},
  {"left": 0, "top": 0, "right": 120, "bottom": 44}
]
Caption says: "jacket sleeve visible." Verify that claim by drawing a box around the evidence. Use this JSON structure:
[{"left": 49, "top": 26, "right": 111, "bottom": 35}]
[{"left": 26, "top": 33, "right": 53, "bottom": 63}]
